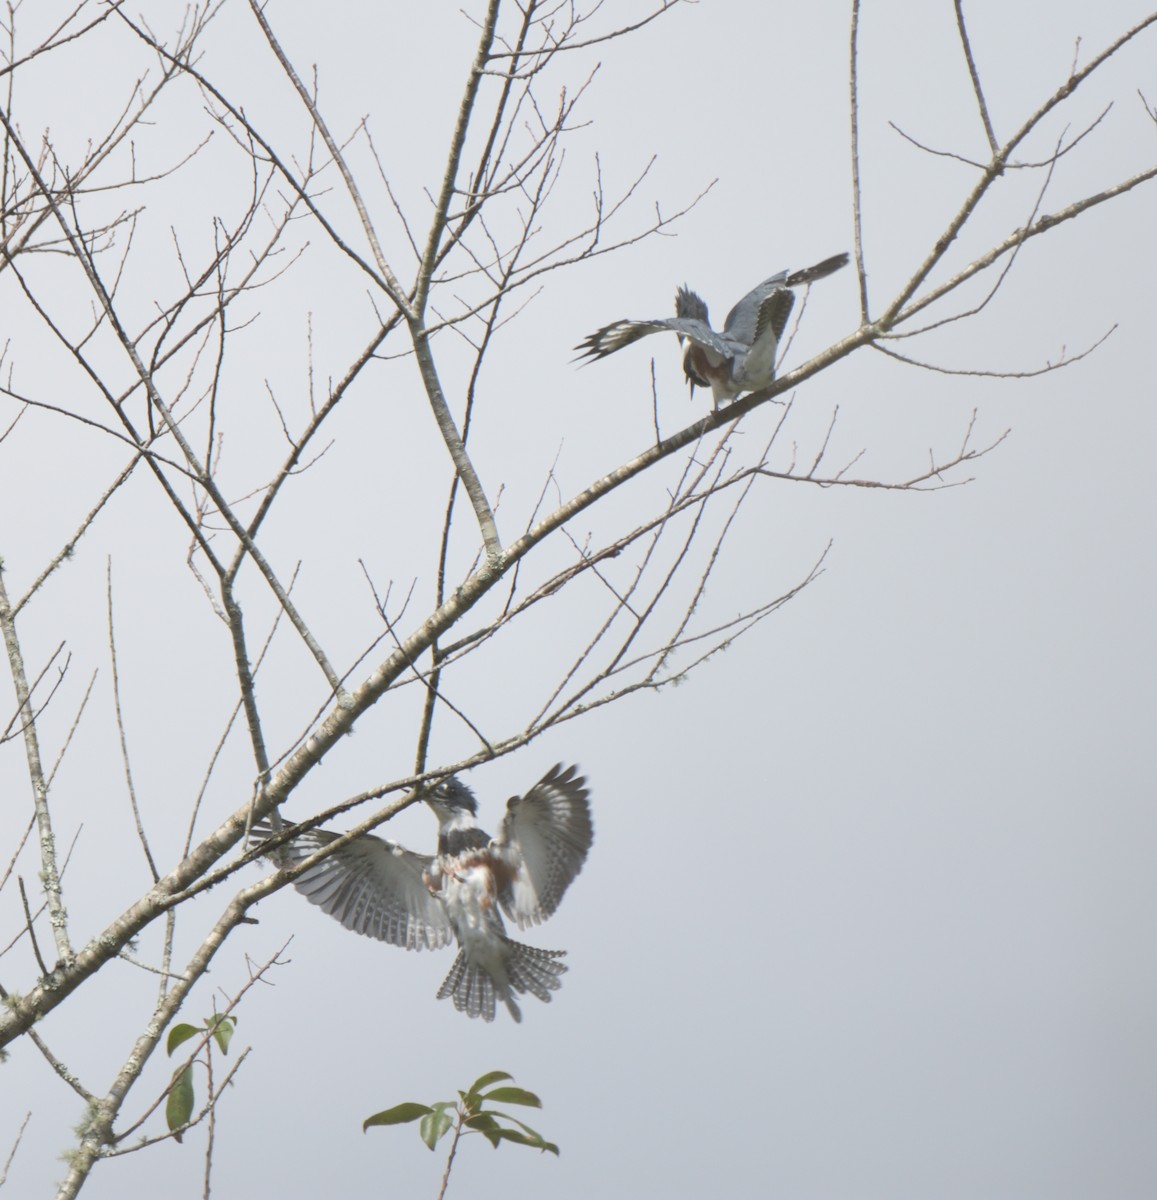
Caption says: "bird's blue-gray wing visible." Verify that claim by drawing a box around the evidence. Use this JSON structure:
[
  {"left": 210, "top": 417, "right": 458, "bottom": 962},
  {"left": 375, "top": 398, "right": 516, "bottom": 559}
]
[
  {"left": 574, "top": 317, "right": 730, "bottom": 363},
  {"left": 253, "top": 820, "right": 453, "bottom": 950},
  {"left": 724, "top": 254, "right": 849, "bottom": 342},
  {"left": 491, "top": 764, "right": 593, "bottom": 929},
  {"left": 722, "top": 272, "right": 792, "bottom": 344},
  {"left": 734, "top": 290, "right": 797, "bottom": 387}
]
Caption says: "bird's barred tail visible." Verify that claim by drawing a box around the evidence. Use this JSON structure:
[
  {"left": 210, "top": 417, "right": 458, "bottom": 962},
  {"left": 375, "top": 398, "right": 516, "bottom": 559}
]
[
  {"left": 436, "top": 939, "right": 568, "bottom": 1023},
  {"left": 785, "top": 252, "right": 850, "bottom": 287}
]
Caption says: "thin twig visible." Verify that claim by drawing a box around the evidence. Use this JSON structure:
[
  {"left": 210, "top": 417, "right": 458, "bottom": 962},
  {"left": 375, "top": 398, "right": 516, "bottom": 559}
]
[
  {"left": 0, "top": 562, "right": 72, "bottom": 959},
  {"left": 849, "top": 0, "right": 870, "bottom": 321},
  {"left": 954, "top": 0, "right": 999, "bottom": 155}
]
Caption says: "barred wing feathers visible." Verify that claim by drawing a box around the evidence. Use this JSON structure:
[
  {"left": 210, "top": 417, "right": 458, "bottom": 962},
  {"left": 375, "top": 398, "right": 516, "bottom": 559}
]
[
  {"left": 254, "top": 820, "right": 453, "bottom": 951},
  {"left": 493, "top": 763, "right": 594, "bottom": 929}
]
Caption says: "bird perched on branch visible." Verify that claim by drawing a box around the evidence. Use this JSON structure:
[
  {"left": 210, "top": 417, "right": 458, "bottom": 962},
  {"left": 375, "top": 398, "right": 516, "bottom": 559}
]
[
  {"left": 575, "top": 252, "right": 849, "bottom": 407},
  {"left": 254, "top": 764, "right": 593, "bottom": 1023}
]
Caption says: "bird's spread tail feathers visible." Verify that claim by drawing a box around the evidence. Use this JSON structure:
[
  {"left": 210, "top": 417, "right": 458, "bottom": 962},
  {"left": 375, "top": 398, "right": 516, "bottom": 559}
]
[
  {"left": 785, "top": 252, "right": 850, "bottom": 288},
  {"left": 436, "top": 938, "right": 568, "bottom": 1023}
]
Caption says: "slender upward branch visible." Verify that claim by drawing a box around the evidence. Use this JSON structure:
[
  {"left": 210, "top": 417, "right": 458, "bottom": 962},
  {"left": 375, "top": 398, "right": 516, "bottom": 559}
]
[
  {"left": 437, "top": 1117, "right": 464, "bottom": 1200},
  {"left": 404, "top": 0, "right": 504, "bottom": 559},
  {"left": 849, "top": 0, "right": 870, "bottom": 321},
  {"left": 954, "top": 0, "right": 999, "bottom": 155},
  {"left": 416, "top": 0, "right": 502, "bottom": 314},
  {"left": 245, "top": 0, "right": 412, "bottom": 318},
  {"left": 408, "top": 322, "right": 503, "bottom": 561},
  {"left": 0, "top": 561, "right": 72, "bottom": 960}
]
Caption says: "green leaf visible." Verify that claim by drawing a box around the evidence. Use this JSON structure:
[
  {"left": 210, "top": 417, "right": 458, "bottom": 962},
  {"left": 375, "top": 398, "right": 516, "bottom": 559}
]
[
  {"left": 205, "top": 1014, "right": 235, "bottom": 1055},
  {"left": 418, "top": 1109, "right": 454, "bottom": 1151},
  {"left": 464, "top": 1112, "right": 501, "bottom": 1148},
  {"left": 493, "top": 1128, "right": 560, "bottom": 1155},
  {"left": 480, "top": 1086, "right": 542, "bottom": 1108},
  {"left": 363, "top": 1102, "right": 433, "bottom": 1131},
  {"left": 166, "top": 1065, "right": 195, "bottom": 1138},
  {"left": 166, "top": 1024, "right": 201, "bottom": 1057},
  {"left": 497, "top": 1113, "right": 553, "bottom": 1143},
  {"left": 467, "top": 1069, "right": 512, "bottom": 1094}
]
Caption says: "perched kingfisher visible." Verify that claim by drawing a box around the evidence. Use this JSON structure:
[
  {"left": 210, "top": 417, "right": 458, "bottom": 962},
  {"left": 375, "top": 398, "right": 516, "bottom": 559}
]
[
  {"left": 575, "top": 252, "right": 849, "bottom": 407},
  {"left": 255, "top": 764, "right": 593, "bottom": 1022}
]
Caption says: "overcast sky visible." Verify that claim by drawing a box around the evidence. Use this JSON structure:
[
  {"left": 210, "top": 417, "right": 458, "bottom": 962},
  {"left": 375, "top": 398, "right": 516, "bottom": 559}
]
[{"left": 2, "top": 2, "right": 1155, "bottom": 1198}]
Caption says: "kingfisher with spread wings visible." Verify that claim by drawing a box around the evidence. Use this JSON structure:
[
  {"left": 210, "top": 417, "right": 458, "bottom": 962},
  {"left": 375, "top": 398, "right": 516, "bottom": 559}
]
[
  {"left": 575, "top": 252, "right": 849, "bottom": 406},
  {"left": 256, "top": 764, "right": 593, "bottom": 1023}
]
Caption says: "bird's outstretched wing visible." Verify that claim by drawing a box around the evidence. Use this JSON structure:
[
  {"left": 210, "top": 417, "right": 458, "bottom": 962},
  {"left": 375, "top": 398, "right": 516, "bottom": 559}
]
[
  {"left": 574, "top": 317, "right": 730, "bottom": 364},
  {"left": 492, "top": 764, "right": 593, "bottom": 929},
  {"left": 722, "top": 272, "right": 791, "bottom": 344},
  {"left": 724, "top": 253, "right": 850, "bottom": 345},
  {"left": 253, "top": 820, "right": 453, "bottom": 951},
  {"left": 751, "top": 289, "right": 797, "bottom": 354}
]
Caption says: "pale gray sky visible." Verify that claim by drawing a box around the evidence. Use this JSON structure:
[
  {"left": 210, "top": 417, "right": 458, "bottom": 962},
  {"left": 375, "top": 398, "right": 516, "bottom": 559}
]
[{"left": 2, "top": 3, "right": 1155, "bottom": 1198}]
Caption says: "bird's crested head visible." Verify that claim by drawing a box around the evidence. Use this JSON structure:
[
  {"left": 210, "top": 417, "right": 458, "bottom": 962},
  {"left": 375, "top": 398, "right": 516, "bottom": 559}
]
[{"left": 425, "top": 775, "right": 478, "bottom": 818}]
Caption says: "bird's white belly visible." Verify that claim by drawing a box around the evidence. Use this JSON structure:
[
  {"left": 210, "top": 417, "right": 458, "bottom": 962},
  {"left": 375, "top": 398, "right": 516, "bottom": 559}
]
[
  {"left": 442, "top": 869, "right": 510, "bottom": 981},
  {"left": 442, "top": 867, "right": 487, "bottom": 924}
]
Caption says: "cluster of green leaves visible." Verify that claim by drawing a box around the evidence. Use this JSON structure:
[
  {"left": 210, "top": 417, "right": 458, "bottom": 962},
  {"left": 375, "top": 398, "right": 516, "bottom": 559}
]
[
  {"left": 164, "top": 1014, "right": 236, "bottom": 1141},
  {"left": 364, "top": 1069, "right": 558, "bottom": 1155}
]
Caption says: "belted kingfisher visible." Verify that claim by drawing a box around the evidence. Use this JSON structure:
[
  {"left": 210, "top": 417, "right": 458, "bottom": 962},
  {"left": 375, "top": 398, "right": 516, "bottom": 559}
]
[
  {"left": 575, "top": 252, "right": 849, "bottom": 406},
  {"left": 255, "top": 764, "right": 593, "bottom": 1022}
]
